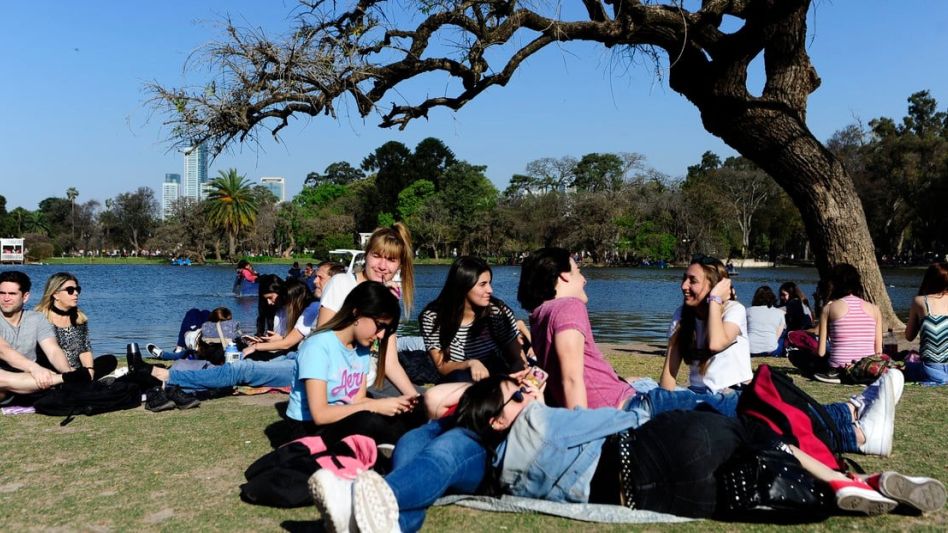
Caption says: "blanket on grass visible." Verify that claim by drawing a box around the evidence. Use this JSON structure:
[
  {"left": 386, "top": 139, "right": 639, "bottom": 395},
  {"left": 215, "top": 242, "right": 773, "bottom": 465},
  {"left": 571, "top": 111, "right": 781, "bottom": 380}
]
[{"left": 433, "top": 494, "right": 694, "bottom": 524}]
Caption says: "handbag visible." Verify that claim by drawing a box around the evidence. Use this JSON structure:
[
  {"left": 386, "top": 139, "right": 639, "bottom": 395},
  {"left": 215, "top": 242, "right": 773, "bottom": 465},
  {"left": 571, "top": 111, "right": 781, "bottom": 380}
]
[
  {"left": 717, "top": 447, "right": 832, "bottom": 518},
  {"left": 840, "top": 354, "right": 903, "bottom": 385}
]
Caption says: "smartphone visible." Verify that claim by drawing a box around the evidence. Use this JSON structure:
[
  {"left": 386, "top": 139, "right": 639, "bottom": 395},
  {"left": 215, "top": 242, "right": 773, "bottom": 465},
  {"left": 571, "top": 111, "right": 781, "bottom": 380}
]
[
  {"left": 522, "top": 366, "right": 549, "bottom": 390},
  {"left": 241, "top": 335, "right": 261, "bottom": 343}
]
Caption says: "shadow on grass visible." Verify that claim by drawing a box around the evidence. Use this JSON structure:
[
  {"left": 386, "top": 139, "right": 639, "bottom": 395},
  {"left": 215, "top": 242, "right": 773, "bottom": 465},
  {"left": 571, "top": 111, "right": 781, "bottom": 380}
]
[{"left": 281, "top": 519, "right": 325, "bottom": 532}]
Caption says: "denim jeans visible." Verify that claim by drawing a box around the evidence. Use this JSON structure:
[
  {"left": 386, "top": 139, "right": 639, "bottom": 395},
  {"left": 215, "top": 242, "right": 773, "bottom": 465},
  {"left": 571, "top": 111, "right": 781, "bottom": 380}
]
[
  {"left": 905, "top": 361, "right": 948, "bottom": 385},
  {"left": 821, "top": 402, "right": 859, "bottom": 453},
  {"left": 167, "top": 353, "right": 298, "bottom": 391},
  {"left": 387, "top": 419, "right": 487, "bottom": 532},
  {"left": 622, "top": 387, "right": 741, "bottom": 427}
]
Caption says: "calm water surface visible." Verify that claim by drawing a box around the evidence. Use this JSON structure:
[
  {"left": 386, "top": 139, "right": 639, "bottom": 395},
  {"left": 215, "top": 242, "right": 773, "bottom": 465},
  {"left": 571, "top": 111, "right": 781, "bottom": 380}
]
[{"left": 0, "top": 264, "right": 923, "bottom": 355}]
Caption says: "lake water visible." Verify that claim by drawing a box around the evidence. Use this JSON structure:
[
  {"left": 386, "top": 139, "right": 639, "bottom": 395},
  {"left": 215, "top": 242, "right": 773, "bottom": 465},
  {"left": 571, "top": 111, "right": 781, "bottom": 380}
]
[{"left": 0, "top": 263, "right": 924, "bottom": 355}]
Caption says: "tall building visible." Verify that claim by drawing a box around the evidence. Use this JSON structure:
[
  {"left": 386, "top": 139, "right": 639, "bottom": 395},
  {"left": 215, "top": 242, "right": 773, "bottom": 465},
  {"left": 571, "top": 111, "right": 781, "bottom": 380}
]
[
  {"left": 260, "top": 176, "right": 286, "bottom": 203},
  {"left": 182, "top": 143, "right": 208, "bottom": 200},
  {"left": 161, "top": 174, "right": 181, "bottom": 220}
]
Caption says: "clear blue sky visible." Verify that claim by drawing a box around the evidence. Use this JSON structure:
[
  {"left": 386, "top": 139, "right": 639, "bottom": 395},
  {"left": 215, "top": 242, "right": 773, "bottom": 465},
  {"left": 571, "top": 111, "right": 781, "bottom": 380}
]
[{"left": 2, "top": 1, "right": 947, "bottom": 212}]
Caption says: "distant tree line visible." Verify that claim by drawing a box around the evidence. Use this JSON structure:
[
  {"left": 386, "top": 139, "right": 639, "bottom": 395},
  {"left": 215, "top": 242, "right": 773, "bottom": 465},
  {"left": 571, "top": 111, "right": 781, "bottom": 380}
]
[{"left": 1, "top": 91, "right": 945, "bottom": 264}]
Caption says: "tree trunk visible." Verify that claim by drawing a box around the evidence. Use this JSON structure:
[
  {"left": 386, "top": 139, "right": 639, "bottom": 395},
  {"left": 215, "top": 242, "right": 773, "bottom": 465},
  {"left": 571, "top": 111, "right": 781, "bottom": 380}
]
[
  {"left": 213, "top": 239, "right": 221, "bottom": 261},
  {"left": 228, "top": 233, "right": 236, "bottom": 261},
  {"left": 701, "top": 109, "right": 902, "bottom": 328}
]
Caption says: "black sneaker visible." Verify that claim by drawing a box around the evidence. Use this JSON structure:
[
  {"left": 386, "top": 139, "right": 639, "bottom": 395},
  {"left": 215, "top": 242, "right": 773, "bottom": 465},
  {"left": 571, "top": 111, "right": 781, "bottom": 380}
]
[
  {"left": 144, "top": 387, "right": 175, "bottom": 412},
  {"left": 165, "top": 385, "right": 201, "bottom": 410},
  {"left": 814, "top": 369, "right": 842, "bottom": 384}
]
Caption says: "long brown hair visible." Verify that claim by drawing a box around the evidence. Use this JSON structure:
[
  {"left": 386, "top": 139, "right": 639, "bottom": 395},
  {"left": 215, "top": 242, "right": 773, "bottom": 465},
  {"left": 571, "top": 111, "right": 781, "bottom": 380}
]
[
  {"left": 673, "top": 256, "right": 731, "bottom": 375},
  {"left": 918, "top": 262, "right": 948, "bottom": 296},
  {"left": 364, "top": 222, "right": 415, "bottom": 317}
]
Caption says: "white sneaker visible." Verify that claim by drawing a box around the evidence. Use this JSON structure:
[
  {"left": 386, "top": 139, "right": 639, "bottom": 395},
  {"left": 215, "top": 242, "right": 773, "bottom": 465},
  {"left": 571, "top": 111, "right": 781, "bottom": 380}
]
[
  {"left": 353, "top": 470, "right": 399, "bottom": 533},
  {"left": 830, "top": 477, "right": 898, "bottom": 515},
  {"left": 146, "top": 343, "right": 164, "bottom": 358},
  {"left": 851, "top": 369, "right": 904, "bottom": 418},
  {"left": 857, "top": 369, "right": 903, "bottom": 456},
  {"left": 874, "top": 471, "right": 947, "bottom": 513},
  {"left": 309, "top": 469, "right": 355, "bottom": 533}
]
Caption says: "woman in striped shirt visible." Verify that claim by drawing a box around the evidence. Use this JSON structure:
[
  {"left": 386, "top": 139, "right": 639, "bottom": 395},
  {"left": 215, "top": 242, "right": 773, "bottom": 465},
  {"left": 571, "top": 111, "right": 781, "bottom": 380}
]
[
  {"left": 814, "top": 264, "right": 882, "bottom": 383},
  {"left": 904, "top": 262, "right": 948, "bottom": 384},
  {"left": 420, "top": 256, "right": 524, "bottom": 383}
]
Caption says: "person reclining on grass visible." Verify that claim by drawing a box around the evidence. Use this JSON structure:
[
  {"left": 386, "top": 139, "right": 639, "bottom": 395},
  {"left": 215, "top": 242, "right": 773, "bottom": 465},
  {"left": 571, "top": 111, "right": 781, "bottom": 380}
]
[{"left": 0, "top": 271, "right": 114, "bottom": 404}]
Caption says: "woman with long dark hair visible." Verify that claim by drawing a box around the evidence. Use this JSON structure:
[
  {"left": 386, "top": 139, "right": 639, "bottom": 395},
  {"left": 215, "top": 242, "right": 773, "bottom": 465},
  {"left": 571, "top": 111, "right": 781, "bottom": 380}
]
[
  {"left": 660, "top": 255, "right": 752, "bottom": 393},
  {"left": 285, "top": 281, "right": 422, "bottom": 444},
  {"left": 779, "top": 281, "right": 815, "bottom": 331},
  {"left": 420, "top": 256, "right": 522, "bottom": 382},
  {"left": 904, "top": 262, "right": 948, "bottom": 384}
]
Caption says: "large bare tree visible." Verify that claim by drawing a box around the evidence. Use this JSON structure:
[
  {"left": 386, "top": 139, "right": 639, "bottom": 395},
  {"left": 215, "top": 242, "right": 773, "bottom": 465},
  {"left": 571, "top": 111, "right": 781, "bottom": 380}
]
[{"left": 150, "top": 0, "right": 900, "bottom": 326}]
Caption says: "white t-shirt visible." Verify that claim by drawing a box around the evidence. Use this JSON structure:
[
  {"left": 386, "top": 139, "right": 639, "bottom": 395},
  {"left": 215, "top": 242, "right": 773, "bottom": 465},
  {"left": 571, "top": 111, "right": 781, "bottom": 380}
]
[
  {"left": 669, "top": 301, "right": 753, "bottom": 393},
  {"left": 319, "top": 273, "right": 359, "bottom": 313},
  {"left": 746, "top": 305, "right": 786, "bottom": 354}
]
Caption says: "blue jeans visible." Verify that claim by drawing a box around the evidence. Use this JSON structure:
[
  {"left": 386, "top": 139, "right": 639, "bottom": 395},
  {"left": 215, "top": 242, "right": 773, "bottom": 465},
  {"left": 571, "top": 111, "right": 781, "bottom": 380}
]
[
  {"left": 622, "top": 387, "right": 741, "bottom": 426},
  {"left": 905, "top": 361, "right": 948, "bottom": 385},
  {"left": 167, "top": 353, "right": 298, "bottom": 392},
  {"left": 387, "top": 419, "right": 487, "bottom": 532},
  {"left": 822, "top": 402, "right": 860, "bottom": 453}
]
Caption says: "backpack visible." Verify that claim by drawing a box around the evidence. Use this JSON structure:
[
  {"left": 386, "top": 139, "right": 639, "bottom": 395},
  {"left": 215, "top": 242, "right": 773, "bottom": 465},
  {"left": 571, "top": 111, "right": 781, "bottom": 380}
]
[
  {"left": 34, "top": 378, "right": 142, "bottom": 426},
  {"left": 240, "top": 434, "right": 378, "bottom": 508},
  {"left": 737, "top": 365, "right": 845, "bottom": 471},
  {"left": 840, "top": 354, "right": 902, "bottom": 385}
]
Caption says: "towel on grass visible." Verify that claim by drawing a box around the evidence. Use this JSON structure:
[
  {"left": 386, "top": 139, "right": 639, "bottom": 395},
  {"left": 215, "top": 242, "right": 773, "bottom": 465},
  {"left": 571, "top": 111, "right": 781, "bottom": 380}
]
[{"left": 434, "top": 494, "right": 695, "bottom": 524}]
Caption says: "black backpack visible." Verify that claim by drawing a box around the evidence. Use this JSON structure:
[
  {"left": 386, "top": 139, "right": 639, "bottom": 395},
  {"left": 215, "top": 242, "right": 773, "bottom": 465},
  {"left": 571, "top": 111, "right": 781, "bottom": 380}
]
[{"left": 34, "top": 378, "right": 142, "bottom": 426}]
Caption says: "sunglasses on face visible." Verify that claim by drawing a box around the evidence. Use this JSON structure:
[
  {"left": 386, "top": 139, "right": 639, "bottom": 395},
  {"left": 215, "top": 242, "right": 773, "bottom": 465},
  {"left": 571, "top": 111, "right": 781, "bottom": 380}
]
[
  {"left": 59, "top": 286, "right": 82, "bottom": 295},
  {"left": 496, "top": 385, "right": 529, "bottom": 416},
  {"left": 370, "top": 317, "right": 397, "bottom": 335}
]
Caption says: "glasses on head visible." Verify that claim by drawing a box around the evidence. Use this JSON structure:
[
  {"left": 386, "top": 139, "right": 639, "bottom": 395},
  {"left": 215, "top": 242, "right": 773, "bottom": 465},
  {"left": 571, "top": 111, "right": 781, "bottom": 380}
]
[
  {"left": 59, "top": 286, "right": 82, "bottom": 296},
  {"left": 496, "top": 385, "right": 528, "bottom": 416},
  {"left": 691, "top": 254, "right": 720, "bottom": 266}
]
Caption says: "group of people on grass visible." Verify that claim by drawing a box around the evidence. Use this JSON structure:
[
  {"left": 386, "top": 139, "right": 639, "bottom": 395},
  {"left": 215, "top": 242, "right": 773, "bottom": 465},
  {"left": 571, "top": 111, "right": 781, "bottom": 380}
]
[{"left": 2, "top": 226, "right": 947, "bottom": 531}]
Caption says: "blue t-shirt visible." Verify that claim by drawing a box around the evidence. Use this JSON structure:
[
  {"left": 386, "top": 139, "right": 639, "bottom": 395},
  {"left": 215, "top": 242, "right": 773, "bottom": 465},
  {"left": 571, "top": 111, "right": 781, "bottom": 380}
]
[{"left": 286, "top": 329, "right": 372, "bottom": 422}]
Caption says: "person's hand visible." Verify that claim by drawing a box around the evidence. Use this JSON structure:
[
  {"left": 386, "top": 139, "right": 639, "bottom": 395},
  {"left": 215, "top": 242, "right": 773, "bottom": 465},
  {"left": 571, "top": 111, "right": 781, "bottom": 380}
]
[
  {"left": 262, "top": 331, "right": 283, "bottom": 342},
  {"left": 30, "top": 366, "right": 56, "bottom": 389},
  {"left": 467, "top": 359, "right": 490, "bottom": 381},
  {"left": 384, "top": 281, "right": 402, "bottom": 300},
  {"left": 242, "top": 344, "right": 256, "bottom": 357},
  {"left": 372, "top": 396, "right": 414, "bottom": 416},
  {"left": 710, "top": 278, "right": 732, "bottom": 302}
]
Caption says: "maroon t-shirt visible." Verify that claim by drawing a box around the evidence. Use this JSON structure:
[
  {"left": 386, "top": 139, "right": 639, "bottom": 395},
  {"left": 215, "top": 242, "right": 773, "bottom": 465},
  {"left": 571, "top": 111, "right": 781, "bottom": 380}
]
[{"left": 530, "top": 297, "right": 634, "bottom": 409}]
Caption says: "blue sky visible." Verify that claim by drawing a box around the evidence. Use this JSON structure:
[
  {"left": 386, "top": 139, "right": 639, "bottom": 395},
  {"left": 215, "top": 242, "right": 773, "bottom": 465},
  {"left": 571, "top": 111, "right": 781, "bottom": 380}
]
[{"left": 1, "top": 1, "right": 947, "bottom": 212}]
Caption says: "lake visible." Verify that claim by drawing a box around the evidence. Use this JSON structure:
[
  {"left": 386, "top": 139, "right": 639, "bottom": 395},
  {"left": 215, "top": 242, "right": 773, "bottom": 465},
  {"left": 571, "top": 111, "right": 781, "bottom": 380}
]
[{"left": 0, "top": 263, "right": 924, "bottom": 356}]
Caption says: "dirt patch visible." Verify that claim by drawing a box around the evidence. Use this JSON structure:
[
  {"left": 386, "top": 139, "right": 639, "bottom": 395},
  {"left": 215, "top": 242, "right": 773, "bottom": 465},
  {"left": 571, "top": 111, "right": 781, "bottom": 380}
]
[
  {"left": 144, "top": 508, "right": 175, "bottom": 524},
  {"left": 0, "top": 482, "right": 23, "bottom": 493}
]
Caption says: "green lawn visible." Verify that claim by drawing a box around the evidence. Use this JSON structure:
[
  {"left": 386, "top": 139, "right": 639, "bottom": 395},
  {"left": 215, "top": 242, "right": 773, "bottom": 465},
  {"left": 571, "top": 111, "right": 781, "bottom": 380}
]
[{"left": 1, "top": 354, "right": 945, "bottom": 531}]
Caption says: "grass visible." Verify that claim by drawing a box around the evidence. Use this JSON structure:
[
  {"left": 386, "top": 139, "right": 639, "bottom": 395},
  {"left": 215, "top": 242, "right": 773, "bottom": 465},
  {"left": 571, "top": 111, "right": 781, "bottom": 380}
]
[{"left": 1, "top": 353, "right": 946, "bottom": 531}]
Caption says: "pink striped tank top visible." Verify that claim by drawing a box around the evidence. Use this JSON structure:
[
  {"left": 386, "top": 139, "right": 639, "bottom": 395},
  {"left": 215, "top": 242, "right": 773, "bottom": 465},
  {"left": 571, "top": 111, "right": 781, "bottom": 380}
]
[{"left": 828, "top": 295, "right": 877, "bottom": 367}]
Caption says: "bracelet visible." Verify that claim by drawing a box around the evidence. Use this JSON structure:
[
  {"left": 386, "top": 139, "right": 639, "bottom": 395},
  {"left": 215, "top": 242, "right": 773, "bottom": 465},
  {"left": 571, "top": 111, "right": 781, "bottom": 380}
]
[{"left": 706, "top": 295, "right": 724, "bottom": 306}]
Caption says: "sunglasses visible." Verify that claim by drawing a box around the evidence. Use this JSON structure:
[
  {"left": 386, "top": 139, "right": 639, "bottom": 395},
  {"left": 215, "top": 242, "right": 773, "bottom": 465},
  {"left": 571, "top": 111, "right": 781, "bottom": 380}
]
[
  {"left": 59, "top": 286, "right": 82, "bottom": 295},
  {"left": 691, "top": 254, "right": 720, "bottom": 266},
  {"left": 496, "top": 385, "right": 529, "bottom": 416},
  {"left": 370, "top": 317, "right": 397, "bottom": 335}
]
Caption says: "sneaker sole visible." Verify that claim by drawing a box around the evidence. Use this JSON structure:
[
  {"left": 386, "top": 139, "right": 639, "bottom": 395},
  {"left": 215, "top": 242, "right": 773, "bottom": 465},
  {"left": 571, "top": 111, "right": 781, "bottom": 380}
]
[
  {"left": 353, "top": 470, "right": 398, "bottom": 533},
  {"left": 837, "top": 491, "right": 898, "bottom": 515},
  {"left": 145, "top": 401, "right": 175, "bottom": 412},
  {"left": 308, "top": 471, "right": 349, "bottom": 533},
  {"left": 174, "top": 401, "right": 201, "bottom": 410},
  {"left": 879, "top": 472, "right": 947, "bottom": 513}
]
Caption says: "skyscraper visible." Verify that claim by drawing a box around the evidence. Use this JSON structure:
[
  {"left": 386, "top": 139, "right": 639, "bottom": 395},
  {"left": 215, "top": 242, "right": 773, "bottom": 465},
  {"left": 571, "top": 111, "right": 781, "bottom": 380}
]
[
  {"left": 260, "top": 176, "right": 286, "bottom": 203},
  {"left": 161, "top": 173, "right": 181, "bottom": 220},
  {"left": 183, "top": 143, "right": 208, "bottom": 201}
]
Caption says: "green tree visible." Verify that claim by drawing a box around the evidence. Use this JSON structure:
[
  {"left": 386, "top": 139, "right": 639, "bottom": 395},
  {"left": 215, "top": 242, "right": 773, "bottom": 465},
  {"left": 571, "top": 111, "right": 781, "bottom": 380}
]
[
  {"left": 66, "top": 187, "right": 78, "bottom": 249},
  {"left": 411, "top": 138, "right": 457, "bottom": 191},
  {"left": 397, "top": 179, "right": 436, "bottom": 220},
  {"left": 573, "top": 153, "right": 643, "bottom": 192},
  {"left": 110, "top": 187, "right": 159, "bottom": 251},
  {"left": 440, "top": 162, "right": 498, "bottom": 255},
  {"left": 304, "top": 161, "right": 366, "bottom": 187},
  {"left": 205, "top": 169, "right": 258, "bottom": 260},
  {"left": 153, "top": 0, "right": 902, "bottom": 326},
  {"left": 361, "top": 141, "right": 413, "bottom": 216}
]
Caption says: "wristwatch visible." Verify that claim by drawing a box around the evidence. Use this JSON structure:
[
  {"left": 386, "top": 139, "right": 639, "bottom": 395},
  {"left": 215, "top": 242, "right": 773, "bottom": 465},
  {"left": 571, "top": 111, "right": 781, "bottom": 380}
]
[{"left": 706, "top": 294, "right": 724, "bottom": 306}]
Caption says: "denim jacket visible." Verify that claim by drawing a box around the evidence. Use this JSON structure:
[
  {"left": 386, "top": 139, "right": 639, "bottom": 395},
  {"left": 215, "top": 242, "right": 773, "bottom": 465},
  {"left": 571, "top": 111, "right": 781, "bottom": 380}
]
[{"left": 498, "top": 402, "right": 646, "bottom": 502}]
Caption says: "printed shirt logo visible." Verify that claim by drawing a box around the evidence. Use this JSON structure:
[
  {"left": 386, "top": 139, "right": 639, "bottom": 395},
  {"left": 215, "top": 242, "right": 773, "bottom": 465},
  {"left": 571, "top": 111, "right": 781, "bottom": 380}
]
[{"left": 331, "top": 368, "right": 365, "bottom": 402}]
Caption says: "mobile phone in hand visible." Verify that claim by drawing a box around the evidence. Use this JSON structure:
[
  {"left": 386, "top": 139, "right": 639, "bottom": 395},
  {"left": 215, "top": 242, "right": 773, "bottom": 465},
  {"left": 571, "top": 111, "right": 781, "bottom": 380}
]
[{"left": 522, "top": 366, "right": 548, "bottom": 390}]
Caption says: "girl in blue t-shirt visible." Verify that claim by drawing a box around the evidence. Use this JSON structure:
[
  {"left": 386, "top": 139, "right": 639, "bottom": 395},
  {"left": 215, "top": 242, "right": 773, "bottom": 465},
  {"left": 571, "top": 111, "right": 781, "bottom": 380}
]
[{"left": 285, "top": 281, "right": 422, "bottom": 445}]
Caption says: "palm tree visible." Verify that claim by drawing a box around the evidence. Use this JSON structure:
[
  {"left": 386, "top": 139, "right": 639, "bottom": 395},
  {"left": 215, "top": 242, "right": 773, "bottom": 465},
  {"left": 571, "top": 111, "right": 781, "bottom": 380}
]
[
  {"left": 23, "top": 211, "right": 50, "bottom": 236},
  {"left": 66, "top": 187, "right": 78, "bottom": 248},
  {"left": 205, "top": 169, "right": 258, "bottom": 260}
]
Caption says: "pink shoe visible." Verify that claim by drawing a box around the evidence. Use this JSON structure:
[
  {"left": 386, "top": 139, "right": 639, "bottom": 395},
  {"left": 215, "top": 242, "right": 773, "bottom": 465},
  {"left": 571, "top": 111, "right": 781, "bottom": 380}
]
[{"left": 829, "top": 477, "right": 897, "bottom": 515}]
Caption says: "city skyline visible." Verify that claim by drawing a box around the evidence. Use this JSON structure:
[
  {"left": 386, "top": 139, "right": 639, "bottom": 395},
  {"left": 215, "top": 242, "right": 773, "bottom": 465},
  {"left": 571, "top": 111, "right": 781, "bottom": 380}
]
[{"left": 1, "top": 1, "right": 947, "bottom": 212}]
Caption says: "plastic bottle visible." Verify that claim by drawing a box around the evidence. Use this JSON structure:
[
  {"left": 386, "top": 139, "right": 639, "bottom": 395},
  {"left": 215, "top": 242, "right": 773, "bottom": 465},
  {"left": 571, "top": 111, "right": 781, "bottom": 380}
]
[
  {"left": 883, "top": 328, "right": 898, "bottom": 357},
  {"left": 224, "top": 342, "right": 242, "bottom": 364}
]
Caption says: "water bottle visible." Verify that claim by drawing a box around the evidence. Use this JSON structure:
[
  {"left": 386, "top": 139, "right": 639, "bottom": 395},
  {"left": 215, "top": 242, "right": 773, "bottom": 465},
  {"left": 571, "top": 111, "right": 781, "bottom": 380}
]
[
  {"left": 882, "top": 328, "right": 898, "bottom": 357},
  {"left": 224, "top": 342, "right": 242, "bottom": 364}
]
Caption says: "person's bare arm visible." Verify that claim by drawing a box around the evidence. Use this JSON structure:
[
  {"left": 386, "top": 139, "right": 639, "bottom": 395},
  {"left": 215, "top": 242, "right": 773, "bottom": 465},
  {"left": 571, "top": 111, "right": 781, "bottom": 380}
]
[
  {"left": 429, "top": 347, "right": 490, "bottom": 380},
  {"left": 554, "top": 329, "right": 587, "bottom": 409},
  {"left": 872, "top": 304, "right": 883, "bottom": 354},
  {"left": 660, "top": 336, "right": 683, "bottom": 391},
  {"left": 905, "top": 296, "right": 923, "bottom": 341},
  {"left": 37, "top": 337, "right": 72, "bottom": 373},
  {"left": 383, "top": 333, "right": 418, "bottom": 395},
  {"left": 243, "top": 329, "right": 304, "bottom": 357},
  {"left": 706, "top": 279, "right": 739, "bottom": 352},
  {"left": 0, "top": 337, "right": 57, "bottom": 388},
  {"left": 305, "top": 379, "right": 412, "bottom": 425},
  {"left": 817, "top": 303, "right": 831, "bottom": 357}
]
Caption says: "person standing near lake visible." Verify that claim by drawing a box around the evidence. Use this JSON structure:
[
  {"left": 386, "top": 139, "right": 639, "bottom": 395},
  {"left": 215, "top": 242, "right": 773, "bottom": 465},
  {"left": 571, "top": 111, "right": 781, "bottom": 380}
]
[
  {"left": 34, "top": 272, "right": 117, "bottom": 374},
  {"left": 904, "top": 262, "right": 948, "bottom": 385}
]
